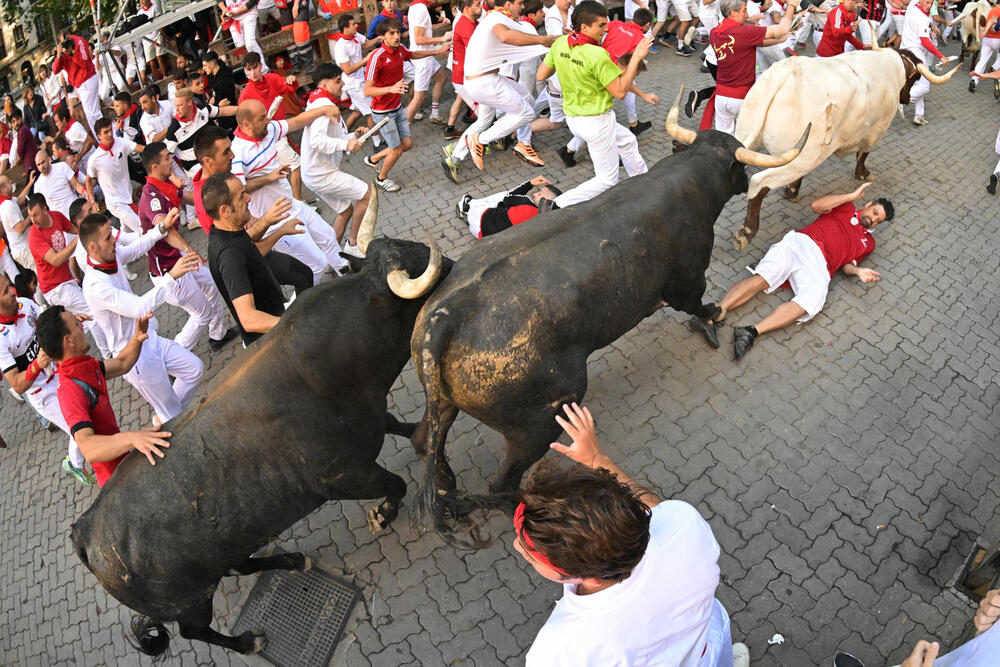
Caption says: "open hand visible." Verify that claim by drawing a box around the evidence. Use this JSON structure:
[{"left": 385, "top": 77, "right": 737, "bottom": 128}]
[
  {"left": 550, "top": 403, "right": 603, "bottom": 468},
  {"left": 132, "top": 427, "right": 172, "bottom": 465},
  {"left": 261, "top": 196, "right": 293, "bottom": 227},
  {"left": 856, "top": 267, "right": 880, "bottom": 283},
  {"left": 134, "top": 312, "right": 152, "bottom": 342}
]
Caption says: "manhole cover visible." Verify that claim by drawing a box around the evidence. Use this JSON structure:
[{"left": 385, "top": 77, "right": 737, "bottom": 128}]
[
  {"left": 952, "top": 540, "right": 999, "bottom": 605},
  {"left": 232, "top": 565, "right": 361, "bottom": 667}
]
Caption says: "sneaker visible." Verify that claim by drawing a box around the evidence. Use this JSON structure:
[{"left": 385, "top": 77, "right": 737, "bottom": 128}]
[
  {"left": 733, "top": 643, "right": 750, "bottom": 667},
  {"left": 456, "top": 193, "right": 472, "bottom": 219},
  {"left": 514, "top": 142, "right": 544, "bottom": 166},
  {"left": 658, "top": 35, "right": 676, "bottom": 48},
  {"left": 461, "top": 109, "right": 477, "bottom": 125},
  {"left": 376, "top": 176, "right": 401, "bottom": 192},
  {"left": 648, "top": 44, "right": 660, "bottom": 54},
  {"left": 834, "top": 653, "right": 864, "bottom": 667},
  {"left": 442, "top": 156, "right": 461, "bottom": 184},
  {"left": 466, "top": 132, "right": 486, "bottom": 170},
  {"left": 912, "top": 114, "right": 927, "bottom": 126},
  {"left": 684, "top": 89, "right": 698, "bottom": 118},
  {"left": 687, "top": 316, "right": 720, "bottom": 349},
  {"left": 683, "top": 29, "right": 696, "bottom": 46},
  {"left": 969, "top": 78, "right": 977, "bottom": 93},
  {"left": 537, "top": 197, "right": 559, "bottom": 214},
  {"left": 496, "top": 135, "right": 514, "bottom": 151},
  {"left": 413, "top": 111, "right": 425, "bottom": 121},
  {"left": 209, "top": 327, "right": 238, "bottom": 351},
  {"left": 695, "top": 36, "right": 710, "bottom": 45},
  {"left": 442, "top": 142, "right": 454, "bottom": 158},
  {"left": 630, "top": 120, "right": 652, "bottom": 136},
  {"left": 342, "top": 241, "right": 365, "bottom": 258},
  {"left": 444, "top": 125, "right": 462, "bottom": 139},
  {"left": 429, "top": 114, "right": 446, "bottom": 125},
  {"left": 557, "top": 146, "right": 577, "bottom": 168},
  {"left": 63, "top": 456, "right": 96, "bottom": 486},
  {"left": 8, "top": 387, "right": 24, "bottom": 402},
  {"left": 733, "top": 325, "right": 758, "bottom": 361},
  {"left": 989, "top": 173, "right": 998, "bottom": 195},
  {"left": 363, "top": 154, "right": 380, "bottom": 171},
  {"left": 676, "top": 44, "right": 695, "bottom": 57}
]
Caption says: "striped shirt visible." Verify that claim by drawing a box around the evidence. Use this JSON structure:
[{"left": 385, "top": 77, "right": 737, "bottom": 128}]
[
  {"left": 231, "top": 119, "right": 292, "bottom": 218},
  {"left": 164, "top": 103, "right": 220, "bottom": 173}
]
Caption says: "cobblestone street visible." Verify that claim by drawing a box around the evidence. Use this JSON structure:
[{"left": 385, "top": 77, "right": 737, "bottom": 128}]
[{"left": 3, "top": 36, "right": 1000, "bottom": 667}]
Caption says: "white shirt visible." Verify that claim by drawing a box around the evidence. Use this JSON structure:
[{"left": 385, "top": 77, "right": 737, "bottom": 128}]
[
  {"left": 300, "top": 97, "right": 352, "bottom": 184},
  {"left": 82, "top": 228, "right": 172, "bottom": 355},
  {"left": 464, "top": 10, "right": 548, "bottom": 77},
  {"left": 334, "top": 34, "right": 367, "bottom": 85},
  {"left": 34, "top": 162, "right": 80, "bottom": 218},
  {"left": 901, "top": 0, "right": 933, "bottom": 59},
  {"left": 526, "top": 501, "right": 721, "bottom": 667},
  {"left": 74, "top": 225, "right": 140, "bottom": 279},
  {"left": 408, "top": 2, "right": 436, "bottom": 52},
  {"left": 544, "top": 3, "right": 571, "bottom": 36},
  {"left": 65, "top": 120, "right": 94, "bottom": 171},
  {"left": 231, "top": 119, "right": 293, "bottom": 218},
  {"left": 86, "top": 137, "right": 137, "bottom": 208},
  {"left": 140, "top": 99, "right": 174, "bottom": 143},
  {"left": 1, "top": 198, "right": 29, "bottom": 256},
  {"left": 138, "top": 0, "right": 160, "bottom": 42},
  {"left": 41, "top": 72, "right": 67, "bottom": 112},
  {"left": 0, "top": 298, "right": 52, "bottom": 387}
]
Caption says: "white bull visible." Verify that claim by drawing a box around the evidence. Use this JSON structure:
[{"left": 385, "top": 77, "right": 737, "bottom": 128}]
[
  {"left": 730, "top": 46, "right": 959, "bottom": 249},
  {"left": 955, "top": 0, "right": 992, "bottom": 69}
]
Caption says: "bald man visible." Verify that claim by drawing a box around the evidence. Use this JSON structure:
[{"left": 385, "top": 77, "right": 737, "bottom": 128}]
[{"left": 230, "top": 99, "right": 353, "bottom": 282}]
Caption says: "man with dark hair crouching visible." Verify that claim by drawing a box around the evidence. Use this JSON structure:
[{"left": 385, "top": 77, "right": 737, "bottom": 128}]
[{"left": 517, "top": 403, "right": 749, "bottom": 667}]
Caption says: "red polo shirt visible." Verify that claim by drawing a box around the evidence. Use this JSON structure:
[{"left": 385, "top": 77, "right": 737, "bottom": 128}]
[
  {"left": 602, "top": 20, "right": 646, "bottom": 64},
  {"left": 28, "top": 211, "right": 76, "bottom": 293},
  {"left": 799, "top": 202, "right": 875, "bottom": 275},
  {"left": 57, "top": 355, "right": 125, "bottom": 487},
  {"left": 365, "top": 44, "right": 413, "bottom": 113},
  {"left": 238, "top": 73, "right": 299, "bottom": 121},
  {"left": 710, "top": 19, "right": 767, "bottom": 98}
]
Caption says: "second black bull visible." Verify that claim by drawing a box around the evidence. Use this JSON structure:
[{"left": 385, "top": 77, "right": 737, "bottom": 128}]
[{"left": 410, "top": 101, "right": 809, "bottom": 541}]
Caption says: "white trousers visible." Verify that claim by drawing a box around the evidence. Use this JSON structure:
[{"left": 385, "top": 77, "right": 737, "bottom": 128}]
[
  {"left": 124, "top": 332, "right": 204, "bottom": 424},
  {"left": 555, "top": 110, "right": 647, "bottom": 209},
  {"left": 714, "top": 95, "right": 744, "bottom": 136},
  {"left": 230, "top": 10, "right": 266, "bottom": 66},
  {"left": 974, "top": 37, "right": 1000, "bottom": 84},
  {"left": 107, "top": 202, "right": 142, "bottom": 233},
  {"left": 27, "top": 378, "right": 83, "bottom": 468},
  {"left": 163, "top": 263, "right": 228, "bottom": 350},
  {"left": 265, "top": 198, "right": 348, "bottom": 283},
  {"left": 11, "top": 244, "right": 36, "bottom": 272},
  {"left": 76, "top": 75, "right": 102, "bottom": 131},
  {"left": 44, "top": 280, "right": 112, "bottom": 358},
  {"left": 624, "top": 91, "right": 638, "bottom": 124},
  {"left": 453, "top": 74, "right": 534, "bottom": 160}
]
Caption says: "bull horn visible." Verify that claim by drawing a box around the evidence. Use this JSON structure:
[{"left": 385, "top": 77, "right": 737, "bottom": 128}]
[
  {"left": 734, "top": 123, "right": 812, "bottom": 168},
  {"left": 665, "top": 86, "right": 697, "bottom": 145},
  {"left": 869, "top": 21, "right": 882, "bottom": 50},
  {"left": 356, "top": 181, "right": 378, "bottom": 255},
  {"left": 387, "top": 233, "right": 442, "bottom": 299},
  {"left": 916, "top": 61, "right": 961, "bottom": 84}
]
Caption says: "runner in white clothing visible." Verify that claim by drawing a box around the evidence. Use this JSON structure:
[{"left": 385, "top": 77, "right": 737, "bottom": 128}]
[
  {"left": 138, "top": 87, "right": 175, "bottom": 143},
  {"left": 301, "top": 63, "right": 373, "bottom": 257},
  {"left": 900, "top": 0, "right": 949, "bottom": 125},
  {"left": 450, "top": 0, "right": 556, "bottom": 173},
  {"left": 79, "top": 210, "right": 204, "bottom": 425},
  {"left": 219, "top": 0, "right": 267, "bottom": 68},
  {"left": 34, "top": 152, "right": 86, "bottom": 219},
  {"left": 85, "top": 120, "right": 145, "bottom": 233},
  {"left": 0, "top": 176, "right": 34, "bottom": 270},
  {"left": 406, "top": 0, "right": 452, "bottom": 124},
  {"left": 54, "top": 107, "right": 96, "bottom": 174},
  {"left": 332, "top": 15, "right": 382, "bottom": 139},
  {"left": 232, "top": 98, "right": 351, "bottom": 282},
  {"left": 0, "top": 283, "right": 95, "bottom": 484}
]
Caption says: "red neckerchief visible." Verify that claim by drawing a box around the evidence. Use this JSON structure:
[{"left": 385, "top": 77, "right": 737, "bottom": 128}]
[
  {"left": 308, "top": 87, "right": 338, "bottom": 104},
  {"left": 65, "top": 118, "right": 77, "bottom": 133},
  {"left": 174, "top": 107, "right": 197, "bottom": 123},
  {"left": 717, "top": 17, "right": 741, "bottom": 34},
  {"left": 492, "top": 7, "right": 515, "bottom": 20},
  {"left": 520, "top": 17, "right": 536, "bottom": 26},
  {"left": 410, "top": 0, "right": 432, "bottom": 6},
  {"left": 328, "top": 31, "right": 349, "bottom": 40},
  {"left": 0, "top": 195, "right": 10, "bottom": 205},
  {"left": 145, "top": 176, "right": 182, "bottom": 208},
  {"left": 0, "top": 302, "right": 23, "bottom": 325},
  {"left": 98, "top": 140, "right": 115, "bottom": 153},
  {"left": 57, "top": 354, "right": 106, "bottom": 391},
  {"left": 86, "top": 254, "right": 118, "bottom": 274},
  {"left": 380, "top": 9, "right": 395, "bottom": 17},
  {"left": 568, "top": 31, "right": 600, "bottom": 47},
  {"left": 233, "top": 126, "right": 263, "bottom": 144},
  {"left": 115, "top": 103, "right": 139, "bottom": 133},
  {"left": 916, "top": 2, "right": 929, "bottom": 15}
]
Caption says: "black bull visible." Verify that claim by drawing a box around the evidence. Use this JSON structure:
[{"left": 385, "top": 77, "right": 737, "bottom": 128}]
[
  {"left": 410, "top": 126, "right": 805, "bottom": 542},
  {"left": 70, "top": 237, "right": 452, "bottom": 655}
]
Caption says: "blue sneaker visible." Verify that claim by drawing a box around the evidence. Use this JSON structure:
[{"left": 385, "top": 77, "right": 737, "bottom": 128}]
[
  {"left": 648, "top": 44, "right": 660, "bottom": 54},
  {"left": 63, "top": 456, "right": 95, "bottom": 485}
]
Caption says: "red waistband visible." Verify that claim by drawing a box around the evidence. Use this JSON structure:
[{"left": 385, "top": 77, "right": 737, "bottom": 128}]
[{"left": 715, "top": 83, "right": 752, "bottom": 99}]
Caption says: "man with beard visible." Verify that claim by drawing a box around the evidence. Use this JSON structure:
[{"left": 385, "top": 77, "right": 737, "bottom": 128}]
[{"left": 691, "top": 183, "right": 894, "bottom": 360}]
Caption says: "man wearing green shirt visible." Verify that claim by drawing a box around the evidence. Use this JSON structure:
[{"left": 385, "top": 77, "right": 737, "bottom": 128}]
[{"left": 537, "top": 1, "right": 652, "bottom": 208}]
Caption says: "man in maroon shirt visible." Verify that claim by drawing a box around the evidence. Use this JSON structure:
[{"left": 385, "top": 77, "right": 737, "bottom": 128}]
[
  {"left": 8, "top": 108, "right": 38, "bottom": 177},
  {"left": 692, "top": 182, "right": 894, "bottom": 360},
  {"left": 709, "top": 0, "right": 795, "bottom": 135},
  {"left": 238, "top": 51, "right": 305, "bottom": 200},
  {"left": 816, "top": 0, "right": 866, "bottom": 56},
  {"left": 35, "top": 306, "right": 171, "bottom": 487}
]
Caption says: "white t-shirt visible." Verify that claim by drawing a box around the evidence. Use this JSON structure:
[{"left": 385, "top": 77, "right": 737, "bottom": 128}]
[
  {"left": 138, "top": 0, "right": 160, "bottom": 42},
  {"left": 408, "top": 2, "right": 436, "bottom": 52},
  {"left": 34, "top": 162, "right": 80, "bottom": 218},
  {"left": 74, "top": 225, "right": 140, "bottom": 279},
  {"left": 526, "top": 500, "right": 721, "bottom": 667},
  {"left": 301, "top": 97, "right": 352, "bottom": 183},
  {"left": 1, "top": 199, "right": 29, "bottom": 256},
  {"left": 0, "top": 298, "right": 53, "bottom": 387},
  {"left": 65, "top": 120, "right": 94, "bottom": 171},
  {"left": 334, "top": 34, "right": 367, "bottom": 85},
  {"left": 41, "top": 72, "right": 67, "bottom": 112},
  {"left": 464, "top": 10, "right": 548, "bottom": 77},
  {"left": 901, "top": 0, "right": 933, "bottom": 60},
  {"left": 140, "top": 99, "right": 174, "bottom": 143},
  {"left": 231, "top": 120, "right": 293, "bottom": 217},
  {"left": 544, "top": 3, "right": 571, "bottom": 36},
  {"left": 86, "top": 137, "right": 137, "bottom": 208}
]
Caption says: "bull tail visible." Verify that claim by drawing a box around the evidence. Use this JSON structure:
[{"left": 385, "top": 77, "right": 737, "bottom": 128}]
[
  {"left": 735, "top": 63, "right": 800, "bottom": 151},
  {"left": 127, "top": 615, "right": 171, "bottom": 658},
  {"left": 412, "top": 315, "right": 491, "bottom": 549}
]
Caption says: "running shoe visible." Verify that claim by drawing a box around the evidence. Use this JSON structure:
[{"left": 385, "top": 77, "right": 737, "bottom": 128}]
[
  {"left": 363, "top": 154, "right": 380, "bottom": 171},
  {"left": 513, "top": 142, "right": 544, "bottom": 166},
  {"left": 63, "top": 457, "right": 96, "bottom": 486},
  {"left": 441, "top": 156, "right": 461, "bottom": 184},
  {"left": 466, "top": 133, "right": 486, "bottom": 170},
  {"left": 376, "top": 176, "right": 401, "bottom": 192}
]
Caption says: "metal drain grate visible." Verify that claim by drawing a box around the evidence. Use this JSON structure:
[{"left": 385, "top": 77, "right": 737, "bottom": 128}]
[{"left": 232, "top": 565, "right": 361, "bottom": 667}]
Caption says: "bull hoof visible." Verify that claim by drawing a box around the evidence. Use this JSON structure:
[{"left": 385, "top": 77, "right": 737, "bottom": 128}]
[
  {"left": 855, "top": 169, "right": 873, "bottom": 182},
  {"left": 781, "top": 187, "right": 800, "bottom": 202},
  {"left": 252, "top": 634, "right": 267, "bottom": 654},
  {"left": 733, "top": 230, "right": 750, "bottom": 251},
  {"left": 301, "top": 556, "right": 313, "bottom": 572},
  {"left": 687, "top": 317, "right": 720, "bottom": 349},
  {"left": 366, "top": 502, "right": 398, "bottom": 533}
]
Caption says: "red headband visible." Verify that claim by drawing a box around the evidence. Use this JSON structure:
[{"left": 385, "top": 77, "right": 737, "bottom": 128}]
[{"left": 513, "top": 502, "right": 570, "bottom": 577}]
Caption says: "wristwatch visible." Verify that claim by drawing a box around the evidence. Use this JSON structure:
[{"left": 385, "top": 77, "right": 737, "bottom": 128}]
[{"left": 157, "top": 220, "right": 167, "bottom": 235}]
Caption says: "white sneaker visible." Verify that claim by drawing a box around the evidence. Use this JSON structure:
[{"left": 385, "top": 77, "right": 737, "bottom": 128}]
[
  {"left": 912, "top": 114, "right": 928, "bottom": 126},
  {"left": 376, "top": 176, "right": 401, "bottom": 192},
  {"left": 413, "top": 111, "right": 425, "bottom": 121},
  {"left": 733, "top": 642, "right": 750, "bottom": 667},
  {"left": 342, "top": 242, "right": 365, "bottom": 258},
  {"left": 8, "top": 387, "right": 24, "bottom": 402}
]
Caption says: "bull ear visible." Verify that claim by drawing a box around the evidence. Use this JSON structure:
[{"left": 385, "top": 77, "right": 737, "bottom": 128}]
[
  {"left": 980, "top": 14, "right": 987, "bottom": 27},
  {"left": 340, "top": 252, "right": 366, "bottom": 274}
]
